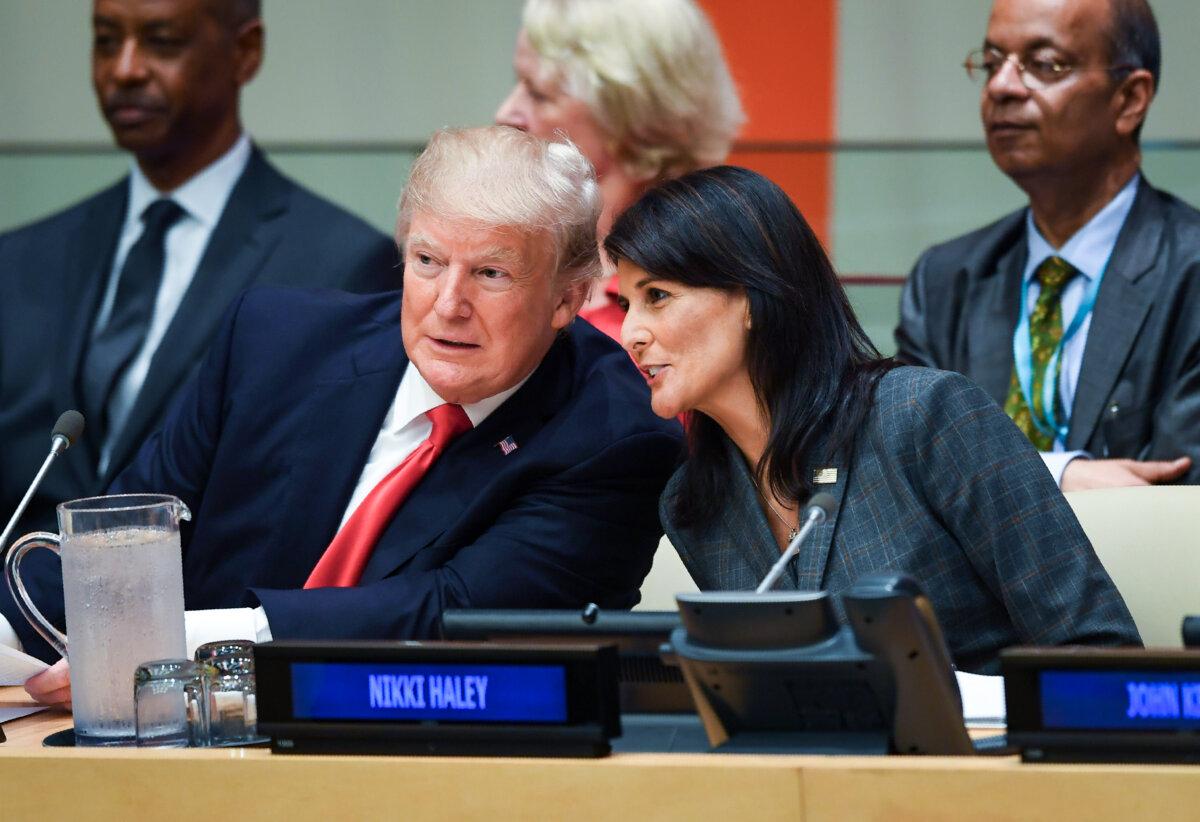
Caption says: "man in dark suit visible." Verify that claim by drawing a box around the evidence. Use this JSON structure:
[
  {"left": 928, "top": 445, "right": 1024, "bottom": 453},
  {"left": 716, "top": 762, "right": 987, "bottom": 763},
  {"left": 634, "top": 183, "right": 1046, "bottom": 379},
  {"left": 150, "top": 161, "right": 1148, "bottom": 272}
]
[
  {"left": 896, "top": 0, "right": 1200, "bottom": 491},
  {"left": 16, "top": 127, "right": 681, "bottom": 704},
  {"left": 0, "top": 0, "right": 395, "bottom": 542}
]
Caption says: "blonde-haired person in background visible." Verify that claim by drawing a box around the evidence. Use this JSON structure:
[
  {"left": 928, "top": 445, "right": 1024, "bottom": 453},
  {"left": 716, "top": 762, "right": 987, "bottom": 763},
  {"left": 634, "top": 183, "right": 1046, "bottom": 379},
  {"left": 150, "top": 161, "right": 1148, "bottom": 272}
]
[{"left": 496, "top": 0, "right": 744, "bottom": 340}]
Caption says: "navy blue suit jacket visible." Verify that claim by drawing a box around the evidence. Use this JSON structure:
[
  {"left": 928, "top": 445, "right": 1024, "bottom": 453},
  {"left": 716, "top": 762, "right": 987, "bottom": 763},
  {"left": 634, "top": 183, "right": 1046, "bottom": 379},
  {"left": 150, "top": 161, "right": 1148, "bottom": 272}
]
[{"left": 98, "top": 287, "right": 682, "bottom": 644}]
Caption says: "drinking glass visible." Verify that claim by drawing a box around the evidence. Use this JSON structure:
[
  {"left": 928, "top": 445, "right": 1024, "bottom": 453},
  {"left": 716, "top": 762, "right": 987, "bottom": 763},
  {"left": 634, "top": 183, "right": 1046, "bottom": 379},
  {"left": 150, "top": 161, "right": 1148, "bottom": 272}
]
[
  {"left": 205, "top": 650, "right": 262, "bottom": 745},
  {"left": 195, "top": 639, "right": 255, "bottom": 663},
  {"left": 135, "top": 659, "right": 209, "bottom": 748}
]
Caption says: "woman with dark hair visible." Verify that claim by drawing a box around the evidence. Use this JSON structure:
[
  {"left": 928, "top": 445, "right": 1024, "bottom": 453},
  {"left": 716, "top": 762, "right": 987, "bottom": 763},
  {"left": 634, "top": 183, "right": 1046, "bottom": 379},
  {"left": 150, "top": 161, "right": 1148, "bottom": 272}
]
[{"left": 606, "top": 166, "right": 1139, "bottom": 673}]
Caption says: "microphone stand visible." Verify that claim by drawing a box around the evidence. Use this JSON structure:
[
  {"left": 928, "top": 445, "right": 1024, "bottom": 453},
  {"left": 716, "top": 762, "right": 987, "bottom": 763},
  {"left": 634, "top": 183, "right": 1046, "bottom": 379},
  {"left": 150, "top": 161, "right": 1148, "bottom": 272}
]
[
  {"left": 0, "top": 434, "right": 70, "bottom": 556},
  {"left": 1, "top": 410, "right": 83, "bottom": 556},
  {"left": 756, "top": 504, "right": 829, "bottom": 593}
]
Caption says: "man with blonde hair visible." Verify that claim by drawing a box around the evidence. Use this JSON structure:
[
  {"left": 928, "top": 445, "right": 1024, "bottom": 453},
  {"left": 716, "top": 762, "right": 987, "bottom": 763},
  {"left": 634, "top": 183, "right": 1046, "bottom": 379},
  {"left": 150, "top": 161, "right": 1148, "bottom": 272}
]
[
  {"left": 17, "top": 128, "right": 681, "bottom": 698},
  {"left": 497, "top": 0, "right": 743, "bottom": 339}
]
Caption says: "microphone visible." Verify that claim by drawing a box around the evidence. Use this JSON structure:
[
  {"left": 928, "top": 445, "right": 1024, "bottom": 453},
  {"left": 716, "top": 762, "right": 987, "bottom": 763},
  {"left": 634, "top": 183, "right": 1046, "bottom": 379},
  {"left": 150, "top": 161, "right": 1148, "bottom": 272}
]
[
  {"left": 50, "top": 410, "right": 85, "bottom": 457},
  {"left": 0, "top": 411, "right": 86, "bottom": 555},
  {"left": 755, "top": 491, "right": 836, "bottom": 593}
]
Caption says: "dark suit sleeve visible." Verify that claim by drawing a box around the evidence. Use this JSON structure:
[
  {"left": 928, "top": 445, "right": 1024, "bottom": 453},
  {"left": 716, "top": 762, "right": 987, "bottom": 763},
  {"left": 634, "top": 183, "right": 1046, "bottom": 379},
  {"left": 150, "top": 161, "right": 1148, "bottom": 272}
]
[
  {"left": 1147, "top": 338, "right": 1200, "bottom": 483},
  {"left": 895, "top": 250, "right": 937, "bottom": 367},
  {"left": 1133, "top": 259, "right": 1200, "bottom": 482},
  {"left": 251, "top": 430, "right": 678, "bottom": 640},
  {"left": 907, "top": 371, "right": 1140, "bottom": 648}
]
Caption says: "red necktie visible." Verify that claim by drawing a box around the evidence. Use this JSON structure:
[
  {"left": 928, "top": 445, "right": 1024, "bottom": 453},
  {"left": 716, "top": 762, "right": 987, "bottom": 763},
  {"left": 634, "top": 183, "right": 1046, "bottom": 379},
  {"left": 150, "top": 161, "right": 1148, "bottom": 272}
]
[{"left": 304, "top": 403, "right": 473, "bottom": 588}]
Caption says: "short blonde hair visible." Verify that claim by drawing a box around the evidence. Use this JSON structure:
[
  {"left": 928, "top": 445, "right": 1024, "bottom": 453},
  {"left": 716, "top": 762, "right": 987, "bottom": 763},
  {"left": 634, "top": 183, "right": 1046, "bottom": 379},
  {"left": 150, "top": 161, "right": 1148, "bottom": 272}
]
[
  {"left": 523, "top": 0, "right": 744, "bottom": 184},
  {"left": 397, "top": 125, "right": 602, "bottom": 286}
]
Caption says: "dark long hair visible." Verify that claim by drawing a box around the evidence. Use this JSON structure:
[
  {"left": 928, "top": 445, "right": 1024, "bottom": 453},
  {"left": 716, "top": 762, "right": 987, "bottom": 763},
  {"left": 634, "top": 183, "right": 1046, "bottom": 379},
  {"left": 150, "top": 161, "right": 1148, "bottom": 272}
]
[{"left": 604, "top": 166, "right": 895, "bottom": 527}]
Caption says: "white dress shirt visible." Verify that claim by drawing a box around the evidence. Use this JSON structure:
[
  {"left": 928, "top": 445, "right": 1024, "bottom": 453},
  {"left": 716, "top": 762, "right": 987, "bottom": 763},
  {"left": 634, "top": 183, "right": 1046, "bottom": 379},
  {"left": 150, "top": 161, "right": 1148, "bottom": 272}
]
[
  {"left": 336, "top": 358, "right": 528, "bottom": 528},
  {"left": 93, "top": 133, "right": 252, "bottom": 476},
  {"left": 1022, "top": 173, "right": 1139, "bottom": 486}
]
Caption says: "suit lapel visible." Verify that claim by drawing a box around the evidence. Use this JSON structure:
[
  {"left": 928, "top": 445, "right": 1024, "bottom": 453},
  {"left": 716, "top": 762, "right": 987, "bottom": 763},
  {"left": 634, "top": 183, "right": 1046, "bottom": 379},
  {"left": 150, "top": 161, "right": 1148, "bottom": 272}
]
[
  {"left": 668, "top": 432, "right": 851, "bottom": 592},
  {"left": 55, "top": 181, "right": 128, "bottom": 481},
  {"left": 1068, "top": 183, "right": 1162, "bottom": 450},
  {"left": 357, "top": 335, "right": 575, "bottom": 583},
  {"left": 966, "top": 239, "right": 1026, "bottom": 405},
  {"left": 691, "top": 448, "right": 778, "bottom": 591},
  {"left": 267, "top": 317, "right": 409, "bottom": 586},
  {"left": 106, "top": 149, "right": 290, "bottom": 479},
  {"left": 792, "top": 451, "right": 849, "bottom": 591}
]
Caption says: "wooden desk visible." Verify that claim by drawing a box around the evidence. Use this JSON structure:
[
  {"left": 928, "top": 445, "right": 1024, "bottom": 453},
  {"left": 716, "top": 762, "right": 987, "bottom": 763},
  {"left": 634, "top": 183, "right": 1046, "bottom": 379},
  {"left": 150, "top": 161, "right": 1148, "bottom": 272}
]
[{"left": 3, "top": 697, "right": 1200, "bottom": 821}]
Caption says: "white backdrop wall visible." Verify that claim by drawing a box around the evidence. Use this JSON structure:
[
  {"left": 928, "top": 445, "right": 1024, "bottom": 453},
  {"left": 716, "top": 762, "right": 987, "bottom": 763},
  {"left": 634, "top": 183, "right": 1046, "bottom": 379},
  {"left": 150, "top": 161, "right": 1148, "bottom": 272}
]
[{"left": 2, "top": 0, "right": 1196, "bottom": 351}]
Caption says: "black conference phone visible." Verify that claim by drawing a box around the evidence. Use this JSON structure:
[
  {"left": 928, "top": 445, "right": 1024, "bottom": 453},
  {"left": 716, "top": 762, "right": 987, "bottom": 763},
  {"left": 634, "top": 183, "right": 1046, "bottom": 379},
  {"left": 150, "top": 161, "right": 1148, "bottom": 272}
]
[{"left": 669, "top": 573, "right": 979, "bottom": 755}]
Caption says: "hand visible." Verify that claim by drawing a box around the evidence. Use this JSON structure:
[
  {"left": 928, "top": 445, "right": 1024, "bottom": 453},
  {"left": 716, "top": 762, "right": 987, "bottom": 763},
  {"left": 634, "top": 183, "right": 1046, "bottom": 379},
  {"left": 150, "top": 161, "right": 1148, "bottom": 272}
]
[
  {"left": 1061, "top": 456, "right": 1192, "bottom": 492},
  {"left": 25, "top": 658, "right": 71, "bottom": 710}
]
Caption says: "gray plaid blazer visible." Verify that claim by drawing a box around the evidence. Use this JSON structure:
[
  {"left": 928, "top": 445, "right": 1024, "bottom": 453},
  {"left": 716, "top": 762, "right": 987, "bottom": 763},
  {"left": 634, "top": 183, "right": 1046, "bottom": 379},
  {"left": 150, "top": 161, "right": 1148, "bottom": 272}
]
[{"left": 661, "top": 366, "right": 1140, "bottom": 674}]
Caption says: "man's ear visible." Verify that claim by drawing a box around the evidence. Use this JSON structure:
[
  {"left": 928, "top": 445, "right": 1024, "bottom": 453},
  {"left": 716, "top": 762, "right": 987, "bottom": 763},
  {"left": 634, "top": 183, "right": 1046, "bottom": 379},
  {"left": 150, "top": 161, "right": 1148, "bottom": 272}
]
[
  {"left": 234, "top": 18, "right": 265, "bottom": 87},
  {"left": 1112, "top": 68, "right": 1154, "bottom": 139},
  {"left": 550, "top": 278, "right": 590, "bottom": 331}
]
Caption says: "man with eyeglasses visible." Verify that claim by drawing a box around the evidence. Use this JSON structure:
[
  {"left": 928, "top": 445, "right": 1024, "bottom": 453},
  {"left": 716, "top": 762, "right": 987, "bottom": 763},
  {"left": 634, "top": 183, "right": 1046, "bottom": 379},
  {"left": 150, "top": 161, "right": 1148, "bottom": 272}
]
[{"left": 896, "top": 0, "right": 1200, "bottom": 490}]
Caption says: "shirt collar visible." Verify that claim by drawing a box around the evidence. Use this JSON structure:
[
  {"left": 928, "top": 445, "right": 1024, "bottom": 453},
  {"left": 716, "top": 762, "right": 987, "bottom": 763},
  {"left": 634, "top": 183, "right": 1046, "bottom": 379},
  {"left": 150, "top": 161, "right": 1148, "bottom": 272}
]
[
  {"left": 386, "top": 361, "right": 534, "bottom": 434},
  {"left": 1023, "top": 172, "right": 1140, "bottom": 284},
  {"left": 124, "top": 132, "right": 253, "bottom": 230}
]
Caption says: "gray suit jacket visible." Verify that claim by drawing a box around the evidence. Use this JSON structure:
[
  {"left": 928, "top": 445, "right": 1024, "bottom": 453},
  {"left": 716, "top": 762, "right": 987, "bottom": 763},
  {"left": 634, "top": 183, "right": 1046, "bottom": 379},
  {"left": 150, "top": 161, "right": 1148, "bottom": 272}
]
[
  {"left": 896, "top": 176, "right": 1200, "bottom": 478},
  {"left": 661, "top": 367, "right": 1139, "bottom": 674},
  {"left": 0, "top": 147, "right": 398, "bottom": 535}
]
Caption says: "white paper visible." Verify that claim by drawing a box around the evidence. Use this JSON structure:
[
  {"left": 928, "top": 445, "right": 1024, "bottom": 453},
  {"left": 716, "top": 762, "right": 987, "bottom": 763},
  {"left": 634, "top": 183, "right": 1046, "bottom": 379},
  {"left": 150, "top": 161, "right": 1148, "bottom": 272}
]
[
  {"left": 0, "top": 642, "right": 50, "bottom": 686},
  {"left": 956, "top": 671, "right": 1006, "bottom": 728},
  {"left": 0, "top": 704, "right": 46, "bottom": 724}
]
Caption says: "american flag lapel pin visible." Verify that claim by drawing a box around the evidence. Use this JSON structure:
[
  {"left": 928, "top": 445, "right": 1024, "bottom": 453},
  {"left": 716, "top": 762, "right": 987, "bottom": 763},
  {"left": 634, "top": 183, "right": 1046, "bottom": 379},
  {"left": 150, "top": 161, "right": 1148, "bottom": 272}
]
[
  {"left": 497, "top": 436, "right": 519, "bottom": 455},
  {"left": 813, "top": 467, "right": 838, "bottom": 485}
]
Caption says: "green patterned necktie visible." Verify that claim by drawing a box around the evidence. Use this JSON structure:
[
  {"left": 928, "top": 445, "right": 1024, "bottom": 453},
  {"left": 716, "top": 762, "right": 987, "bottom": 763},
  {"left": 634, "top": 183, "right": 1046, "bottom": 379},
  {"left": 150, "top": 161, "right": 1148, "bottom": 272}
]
[{"left": 1003, "top": 255, "right": 1079, "bottom": 451}]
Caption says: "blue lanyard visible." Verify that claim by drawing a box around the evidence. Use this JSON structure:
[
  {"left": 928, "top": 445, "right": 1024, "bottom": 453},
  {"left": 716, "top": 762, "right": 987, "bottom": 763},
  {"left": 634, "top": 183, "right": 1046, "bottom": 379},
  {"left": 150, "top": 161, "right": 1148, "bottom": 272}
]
[{"left": 1011, "top": 258, "right": 1108, "bottom": 443}]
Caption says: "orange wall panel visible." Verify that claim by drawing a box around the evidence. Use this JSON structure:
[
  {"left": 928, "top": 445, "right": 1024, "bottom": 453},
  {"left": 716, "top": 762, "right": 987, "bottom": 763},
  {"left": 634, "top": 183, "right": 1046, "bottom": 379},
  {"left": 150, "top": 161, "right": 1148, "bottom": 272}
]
[
  {"left": 725, "top": 148, "right": 831, "bottom": 246},
  {"left": 698, "top": 0, "right": 836, "bottom": 142},
  {"left": 699, "top": 0, "right": 836, "bottom": 243}
]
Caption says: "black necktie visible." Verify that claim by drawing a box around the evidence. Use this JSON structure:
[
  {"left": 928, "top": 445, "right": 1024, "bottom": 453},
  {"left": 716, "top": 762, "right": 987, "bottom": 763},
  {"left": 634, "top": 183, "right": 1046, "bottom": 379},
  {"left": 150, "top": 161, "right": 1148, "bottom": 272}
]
[{"left": 81, "top": 198, "right": 185, "bottom": 437}]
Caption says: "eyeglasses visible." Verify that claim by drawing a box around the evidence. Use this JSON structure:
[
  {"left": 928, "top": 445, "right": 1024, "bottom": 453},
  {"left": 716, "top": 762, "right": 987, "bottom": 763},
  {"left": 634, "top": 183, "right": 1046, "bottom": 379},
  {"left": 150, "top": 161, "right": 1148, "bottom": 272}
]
[{"left": 964, "top": 48, "right": 1133, "bottom": 90}]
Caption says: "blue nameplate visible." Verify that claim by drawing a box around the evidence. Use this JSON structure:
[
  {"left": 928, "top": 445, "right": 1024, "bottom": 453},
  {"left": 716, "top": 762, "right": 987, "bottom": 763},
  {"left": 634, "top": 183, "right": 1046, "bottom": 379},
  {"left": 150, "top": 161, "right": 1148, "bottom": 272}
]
[
  {"left": 1003, "top": 648, "right": 1200, "bottom": 763},
  {"left": 290, "top": 661, "right": 568, "bottom": 723},
  {"left": 255, "top": 640, "right": 619, "bottom": 757}
]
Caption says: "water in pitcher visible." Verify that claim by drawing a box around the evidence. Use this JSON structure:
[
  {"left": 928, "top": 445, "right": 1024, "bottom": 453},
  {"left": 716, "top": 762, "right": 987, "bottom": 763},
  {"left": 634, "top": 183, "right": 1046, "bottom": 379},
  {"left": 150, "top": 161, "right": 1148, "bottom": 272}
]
[{"left": 62, "top": 526, "right": 186, "bottom": 746}]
